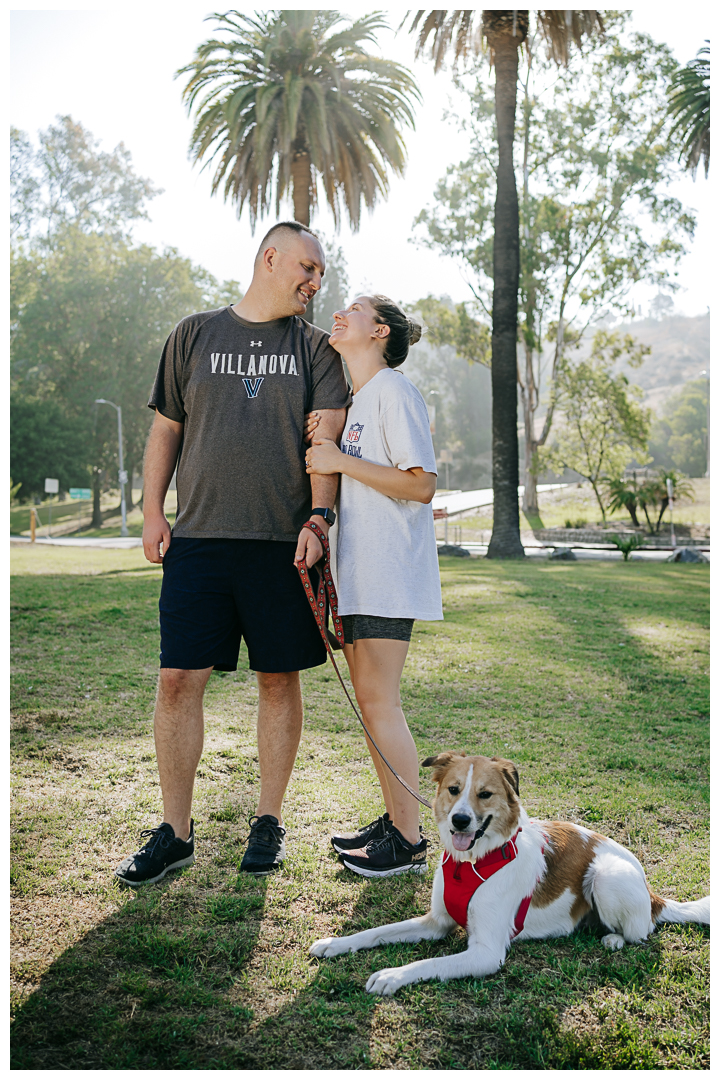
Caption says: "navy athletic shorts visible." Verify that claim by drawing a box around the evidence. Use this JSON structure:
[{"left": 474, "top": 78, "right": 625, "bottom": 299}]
[{"left": 158, "top": 537, "right": 327, "bottom": 673}]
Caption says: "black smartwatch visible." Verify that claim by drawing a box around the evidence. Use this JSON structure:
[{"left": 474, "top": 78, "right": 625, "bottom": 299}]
[{"left": 310, "top": 507, "right": 336, "bottom": 526}]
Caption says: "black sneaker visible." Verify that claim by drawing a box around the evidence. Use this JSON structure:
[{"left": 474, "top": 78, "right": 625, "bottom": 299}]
[
  {"left": 240, "top": 815, "right": 286, "bottom": 876},
  {"left": 340, "top": 825, "right": 427, "bottom": 878},
  {"left": 331, "top": 812, "right": 392, "bottom": 853},
  {"left": 114, "top": 822, "right": 195, "bottom": 887}
]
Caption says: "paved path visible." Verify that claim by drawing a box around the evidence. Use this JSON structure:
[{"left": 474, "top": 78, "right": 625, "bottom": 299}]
[
  {"left": 432, "top": 483, "right": 569, "bottom": 517},
  {"left": 447, "top": 543, "right": 707, "bottom": 562},
  {"left": 11, "top": 535, "right": 143, "bottom": 549}
]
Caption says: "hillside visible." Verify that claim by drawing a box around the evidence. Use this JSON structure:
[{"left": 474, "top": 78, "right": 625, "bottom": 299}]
[{"left": 612, "top": 313, "right": 709, "bottom": 394}]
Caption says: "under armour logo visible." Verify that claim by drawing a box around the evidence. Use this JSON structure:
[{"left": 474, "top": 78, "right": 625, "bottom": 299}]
[
  {"left": 250, "top": 340, "right": 262, "bottom": 347},
  {"left": 243, "top": 377, "right": 264, "bottom": 399}
]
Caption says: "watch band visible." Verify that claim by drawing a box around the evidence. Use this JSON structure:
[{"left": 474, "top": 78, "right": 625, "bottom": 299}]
[{"left": 310, "top": 507, "right": 336, "bottom": 526}]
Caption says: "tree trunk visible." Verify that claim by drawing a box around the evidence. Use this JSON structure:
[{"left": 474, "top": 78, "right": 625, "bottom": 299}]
[
  {"left": 486, "top": 22, "right": 525, "bottom": 558},
  {"left": 92, "top": 467, "right": 103, "bottom": 528},
  {"left": 521, "top": 341, "right": 539, "bottom": 515},
  {"left": 292, "top": 147, "right": 314, "bottom": 324}
]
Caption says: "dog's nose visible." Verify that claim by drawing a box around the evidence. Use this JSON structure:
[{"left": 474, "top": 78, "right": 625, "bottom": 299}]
[{"left": 451, "top": 813, "right": 472, "bottom": 831}]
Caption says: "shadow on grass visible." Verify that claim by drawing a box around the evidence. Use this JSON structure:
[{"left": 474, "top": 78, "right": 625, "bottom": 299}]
[
  {"left": 522, "top": 508, "right": 545, "bottom": 533},
  {"left": 225, "top": 865, "right": 705, "bottom": 1070},
  {"left": 13, "top": 854, "right": 705, "bottom": 1071},
  {"left": 11, "top": 869, "right": 270, "bottom": 1070}
]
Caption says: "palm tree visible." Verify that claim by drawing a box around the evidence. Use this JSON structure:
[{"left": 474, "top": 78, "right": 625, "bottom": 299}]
[
  {"left": 178, "top": 10, "right": 419, "bottom": 321},
  {"left": 667, "top": 43, "right": 709, "bottom": 179},
  {"left": 406, "top": 10, "right": 604, "bottom": 557}
]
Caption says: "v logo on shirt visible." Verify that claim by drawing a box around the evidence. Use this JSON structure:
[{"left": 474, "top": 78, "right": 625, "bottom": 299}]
[{"left": 243, "top": 377, "right": 264, "bottom": 399}]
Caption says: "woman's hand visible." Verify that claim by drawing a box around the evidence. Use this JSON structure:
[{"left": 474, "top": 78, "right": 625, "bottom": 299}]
[
  {"left": 303, "top": 411, "right": 321, "bottom": 444},
  {"left": 305, "top": 437, "right": 344, "bottom": 475}
]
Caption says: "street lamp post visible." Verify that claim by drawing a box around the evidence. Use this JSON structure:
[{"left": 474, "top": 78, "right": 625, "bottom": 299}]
[
  {"left": 94, "top": 398, "right": 129, "bottom": 537},
  {"left": 699, "top": 370, "right": 709, "bottom": 478}
]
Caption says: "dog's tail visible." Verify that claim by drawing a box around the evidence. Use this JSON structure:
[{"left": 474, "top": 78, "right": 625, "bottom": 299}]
[{"left": 651, "top": 891, "right": 710, "bottom": 927}]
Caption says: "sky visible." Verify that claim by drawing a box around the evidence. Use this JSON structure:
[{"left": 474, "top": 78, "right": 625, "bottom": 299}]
[{"left": 9, "top": 2, "right": 714, "bottom": 316}]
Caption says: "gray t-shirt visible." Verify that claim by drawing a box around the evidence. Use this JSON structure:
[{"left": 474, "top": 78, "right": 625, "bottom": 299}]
[
  {"left": 336, "top": 368, "right": 443, "bottom": 621},
  {"left": 149, "top": 306, "right": 350, "bottom": 540}
]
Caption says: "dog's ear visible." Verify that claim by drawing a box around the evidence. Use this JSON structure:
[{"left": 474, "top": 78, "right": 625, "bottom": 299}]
[
  {"left": 422, "top": 751, "right": 460, "bottom": 784},
  {"left": 491, "top": 756, "right": 520, "bottom": 796}
]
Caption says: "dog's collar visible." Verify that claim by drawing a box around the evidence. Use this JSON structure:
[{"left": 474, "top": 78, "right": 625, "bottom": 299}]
[{"left": 444, "top": 827, "right": 522, "bottom": 873}]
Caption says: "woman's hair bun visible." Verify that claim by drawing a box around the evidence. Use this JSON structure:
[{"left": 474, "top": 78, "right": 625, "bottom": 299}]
[
  {"left": 407, "top": 319, "right": 423, "bottom": 347},
  {"left": 369, "top": 294, "right": 422, "bottom": 368}
]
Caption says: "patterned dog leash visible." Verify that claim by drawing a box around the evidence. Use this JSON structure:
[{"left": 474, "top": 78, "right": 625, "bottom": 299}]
[{"left": 296, "top": 519, "right": 433, "bottom": 810}]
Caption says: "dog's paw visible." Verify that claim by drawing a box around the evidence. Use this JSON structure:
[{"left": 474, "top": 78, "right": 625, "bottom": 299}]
[
  {"left": 310, "top": 936, "right": 350, "bottom": 958},
  {"left": 601, "top": 933, "right": 626, "bottom": 951},
  {"left": 365, "top": 966, "right": 407, "bottom": 996}
]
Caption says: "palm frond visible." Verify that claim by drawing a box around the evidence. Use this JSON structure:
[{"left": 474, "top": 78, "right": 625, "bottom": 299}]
[
  {"left": 535, "top": 10, "right": 605, "bottom": 66},
  {"left": 406, "top": 10, "right": 480, "bottom": 73},
  {"left": 406, "top": 9, "right": 604, "bottom": 70},
  {"left": 667, "top": 43, "right": 710, "bottom": 178}
]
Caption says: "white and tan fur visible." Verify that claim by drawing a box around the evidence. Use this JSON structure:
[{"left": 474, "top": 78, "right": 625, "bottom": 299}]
[{"left": 310, "top": 753, "right": 710, "bottom": 996}]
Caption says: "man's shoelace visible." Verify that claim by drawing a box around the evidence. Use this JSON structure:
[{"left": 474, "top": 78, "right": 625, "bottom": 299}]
[
  {"left": 246, "top": 816, "right": 285, "bottom": 848},
  {"left": 138, "top": 827, "right": 172, "bottom": 852}
]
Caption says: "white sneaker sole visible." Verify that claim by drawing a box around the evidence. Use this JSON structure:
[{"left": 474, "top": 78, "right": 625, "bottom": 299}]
[
  {"left": 115, "top": 852, "right": 195, "bottom": 887},
  {"left": 341, "top": 860, "right": 427, "bottom": 878}
]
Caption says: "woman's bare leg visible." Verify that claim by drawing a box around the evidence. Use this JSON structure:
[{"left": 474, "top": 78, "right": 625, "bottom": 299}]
[
  {"left": 349, "top": 638, "right": 420, "bottom": 845},
  {"left": 343, "top": 643, "right": 396, "bottom": 820}
]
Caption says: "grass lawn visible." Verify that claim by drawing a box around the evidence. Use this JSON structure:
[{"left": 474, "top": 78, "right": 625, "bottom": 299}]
[
  {"left": 10, "top": 490, "right": 176, "bottom": 539},
  {"left": 10, "top": 546, "right": 709, "bottom": 1069}
]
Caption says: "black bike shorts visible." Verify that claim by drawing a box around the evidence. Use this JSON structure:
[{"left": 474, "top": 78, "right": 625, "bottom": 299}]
[
  {"left": 159, "top": 537, "right": 327, "bottom": 673},
  {"left": 342, "top": 614, "right": 414, "bottom": 643}
]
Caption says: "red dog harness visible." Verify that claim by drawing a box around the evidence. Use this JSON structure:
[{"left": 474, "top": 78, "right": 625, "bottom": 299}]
[{"left": 442, "top": 828, "right": 533, "bottom": 936}]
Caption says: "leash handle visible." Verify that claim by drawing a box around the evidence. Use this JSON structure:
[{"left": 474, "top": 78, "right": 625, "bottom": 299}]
[
  {"left": 296, "top": 519, "right": 433, "bottom": 811},
  {"left": 296, "top": 519, "right": 344, "bottom": 647}
]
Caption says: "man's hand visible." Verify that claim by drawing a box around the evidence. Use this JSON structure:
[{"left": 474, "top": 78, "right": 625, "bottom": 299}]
[
  {"left": 294, "top": 517, "right": 329, "bottom": 570},
  {"left": 143, "top": 510, "right": 172, "bottom": 564}
]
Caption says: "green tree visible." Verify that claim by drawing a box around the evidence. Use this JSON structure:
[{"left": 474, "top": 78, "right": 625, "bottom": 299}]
[
  {"left": 415, "top": 17, "right": 692, "bottom": 517},
  {"left": 416, "top": 295, "right": 491, "bottom": 369},
  {"left": 179, "top": 9, "right": 419, "bottom": 322},
  {"left": 407, "top": 10, "right": 604, "bottom": 557},
  {"left": 9, "top": 393, "right": 91, "bottom": 500},
  {"left": 649, "top": 379, "right": 709, "bottom": 477},
  {"left": 667, "top": 43, "right": 710, "bottom": 179},
  {"left": 11, "top": 228, "right": 236, "bottom": 515},
  {"left": 10, "top": 116, "right": 159, "bottom": 244},
  {"left": 540, "top": 331, "right": 651, "bottom": 523}
]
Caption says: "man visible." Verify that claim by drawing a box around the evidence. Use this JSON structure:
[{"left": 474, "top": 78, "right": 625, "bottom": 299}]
[{"left": 114, "top": 222, "right": 349, "bottom": 885}]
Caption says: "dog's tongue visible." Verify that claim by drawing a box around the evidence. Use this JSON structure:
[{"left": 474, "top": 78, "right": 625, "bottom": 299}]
[{"left": 452, "top": 832, "right": 475, "bottom": 851}]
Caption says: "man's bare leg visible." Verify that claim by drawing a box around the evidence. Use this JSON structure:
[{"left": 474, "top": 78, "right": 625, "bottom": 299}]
[
  {"left": 255, "top": 670, "right": 303, "bottom": 824},
  {"left": 154, "top": 666, "right": 213, "bottom": 840}
]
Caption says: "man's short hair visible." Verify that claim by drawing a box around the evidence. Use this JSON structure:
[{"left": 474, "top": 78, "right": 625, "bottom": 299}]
[{"left": 256, "top": 220, "right": 320, "bottom": 257}]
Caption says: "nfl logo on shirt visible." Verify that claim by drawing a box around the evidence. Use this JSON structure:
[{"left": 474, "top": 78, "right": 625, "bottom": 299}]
[{"left": 347, "top": 423, "right": 364, "bottom": 443}]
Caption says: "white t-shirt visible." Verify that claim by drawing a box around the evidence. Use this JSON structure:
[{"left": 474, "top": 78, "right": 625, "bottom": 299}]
[{"left": 335, "top": 367, "right": 443, "bottom": 621}]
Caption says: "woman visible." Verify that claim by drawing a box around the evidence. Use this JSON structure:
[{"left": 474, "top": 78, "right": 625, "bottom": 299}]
[{"left": 304, "top": 295, "right": 442, "bottom": 878}]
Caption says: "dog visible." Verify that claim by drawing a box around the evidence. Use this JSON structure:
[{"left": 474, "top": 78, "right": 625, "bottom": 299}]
[{"left": 310, "top": 753, "right": 710, "bottom": 996}]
